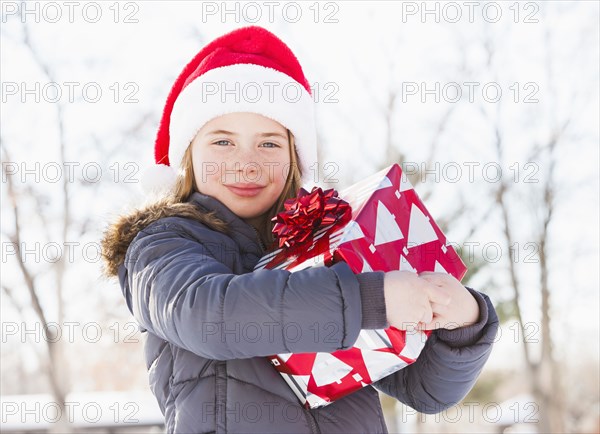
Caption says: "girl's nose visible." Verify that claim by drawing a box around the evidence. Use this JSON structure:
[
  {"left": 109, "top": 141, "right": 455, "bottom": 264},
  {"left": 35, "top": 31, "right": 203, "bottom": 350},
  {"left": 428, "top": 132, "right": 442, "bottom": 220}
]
[
  {"left": 240, "top": 159, "right": 259, "bottom": 180},
  {"left": 233, "top": 147, "right": 257, "bottom": 169},
  {"left": 229, "top": 146, "right": 262, "bottom": 182}
]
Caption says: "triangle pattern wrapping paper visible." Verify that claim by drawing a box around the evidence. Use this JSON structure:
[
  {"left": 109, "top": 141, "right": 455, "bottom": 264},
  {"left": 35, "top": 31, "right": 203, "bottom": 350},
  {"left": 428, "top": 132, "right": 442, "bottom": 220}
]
[{"left": 256, "top": 164, "right": 467, "bottom": 408}]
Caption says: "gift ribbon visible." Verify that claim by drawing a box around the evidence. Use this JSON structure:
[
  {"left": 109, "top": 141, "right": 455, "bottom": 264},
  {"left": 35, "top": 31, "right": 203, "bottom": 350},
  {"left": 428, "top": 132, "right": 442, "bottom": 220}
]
[{"left": 272, "top": 187, "right": 352, "bottom": 249}]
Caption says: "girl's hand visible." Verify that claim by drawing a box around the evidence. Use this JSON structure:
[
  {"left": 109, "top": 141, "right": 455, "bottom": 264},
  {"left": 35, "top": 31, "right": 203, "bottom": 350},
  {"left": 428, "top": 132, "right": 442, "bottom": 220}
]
[
  {"left": 383, "top": 270, "right": 451, "bottom": 330},
  {"left": 417, "top": 271, "right": 480, "bottom": 330}
]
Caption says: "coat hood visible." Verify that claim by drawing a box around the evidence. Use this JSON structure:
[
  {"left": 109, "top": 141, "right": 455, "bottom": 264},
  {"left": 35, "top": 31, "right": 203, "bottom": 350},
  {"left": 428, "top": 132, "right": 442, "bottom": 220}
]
[{"left": 100, "top": 192, "right": 232, "bottom": 278}]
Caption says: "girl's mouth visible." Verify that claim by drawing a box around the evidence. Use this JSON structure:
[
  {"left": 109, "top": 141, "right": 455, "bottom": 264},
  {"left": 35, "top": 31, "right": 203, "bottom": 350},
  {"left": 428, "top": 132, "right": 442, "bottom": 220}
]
[{"left": 225, "top": 184, "right": 265, "bottom": 197}]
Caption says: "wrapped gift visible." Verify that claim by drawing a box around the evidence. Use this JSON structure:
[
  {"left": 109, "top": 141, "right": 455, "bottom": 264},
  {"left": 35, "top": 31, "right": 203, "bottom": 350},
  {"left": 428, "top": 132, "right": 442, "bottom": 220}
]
[{"left": 254, "top": 163, "right": 467, "bottom": 409}]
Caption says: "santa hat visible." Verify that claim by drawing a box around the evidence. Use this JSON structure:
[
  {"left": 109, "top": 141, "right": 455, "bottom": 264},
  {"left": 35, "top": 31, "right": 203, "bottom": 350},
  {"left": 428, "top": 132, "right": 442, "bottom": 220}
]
[{"left": 140, "top": 25, "right": 318, "bottom": 196}]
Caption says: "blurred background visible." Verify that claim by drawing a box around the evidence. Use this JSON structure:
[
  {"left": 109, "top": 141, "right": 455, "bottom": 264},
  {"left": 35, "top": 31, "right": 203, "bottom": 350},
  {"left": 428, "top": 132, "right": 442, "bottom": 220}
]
[{"left": 1, "top": 1, "right": 598, "bottom": 433}]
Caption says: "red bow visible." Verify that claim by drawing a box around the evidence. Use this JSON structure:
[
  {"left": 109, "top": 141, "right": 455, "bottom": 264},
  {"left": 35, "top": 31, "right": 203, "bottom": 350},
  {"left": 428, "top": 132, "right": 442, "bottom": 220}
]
[{"left": 272, "top": 187, "right": 352, "bottom": 249}]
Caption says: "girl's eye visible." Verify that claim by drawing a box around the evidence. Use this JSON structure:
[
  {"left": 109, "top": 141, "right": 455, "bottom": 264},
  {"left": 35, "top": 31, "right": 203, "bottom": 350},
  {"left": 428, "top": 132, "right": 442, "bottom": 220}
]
[
  {"left": 214, "top": 140, "right": 231, "bottom": 146},
  {"left": 260, "top": 142, "right": 280, "bottom": 148}
]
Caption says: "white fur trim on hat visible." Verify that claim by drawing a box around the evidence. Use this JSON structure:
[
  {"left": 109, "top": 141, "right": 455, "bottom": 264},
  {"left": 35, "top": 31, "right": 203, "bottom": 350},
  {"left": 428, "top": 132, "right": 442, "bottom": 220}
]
[
  {"left": 140, "top": 162, "right": 178, "bottom": 196},
  {"left": 169, "top": 63, "right": 318, "bottom": 186}
]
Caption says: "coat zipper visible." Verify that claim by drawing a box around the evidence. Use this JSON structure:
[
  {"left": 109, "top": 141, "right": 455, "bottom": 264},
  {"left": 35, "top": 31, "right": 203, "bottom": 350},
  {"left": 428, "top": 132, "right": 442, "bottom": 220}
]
[
  {"left": 251, "top": 226, "right": 267, "bottom": 254},
  {"left": 215, "top": 361, "right": 227, "bottom": 433},
  {"left": 251, "top": 226, "right": 319, "bottom": 433},
  {"left": 303, "top": 408, "right": 321, "bottom": 434}
]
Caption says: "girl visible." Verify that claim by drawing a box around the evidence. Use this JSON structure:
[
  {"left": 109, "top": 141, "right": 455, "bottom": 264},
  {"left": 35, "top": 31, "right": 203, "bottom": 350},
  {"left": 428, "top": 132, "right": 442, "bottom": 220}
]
[{"left": 101, "top": 26, "right": 498, "bottom": 433}]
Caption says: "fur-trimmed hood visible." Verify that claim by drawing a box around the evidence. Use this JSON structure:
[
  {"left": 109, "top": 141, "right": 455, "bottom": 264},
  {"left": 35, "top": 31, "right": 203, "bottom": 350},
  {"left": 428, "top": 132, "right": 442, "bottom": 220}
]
[{"left": 100, "top": 194, "right": 229, "bottom": 278}]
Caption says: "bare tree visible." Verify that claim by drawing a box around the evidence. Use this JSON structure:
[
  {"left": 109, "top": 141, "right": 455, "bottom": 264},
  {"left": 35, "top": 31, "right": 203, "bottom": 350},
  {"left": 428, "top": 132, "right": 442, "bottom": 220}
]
[
  {"left": 1, "top": 16, "right": 157, "bottom": 432},
  {"left": 1, "top": 16, "right": 74, "bottom": 429},
  {"left": 475, "top": 11, "right": 594, "bottom": 430},
  {"left": 335, "top": 23, "right": 498, "bottom": 433},
  {"left": 345, "top": 4, "right": 595, "bottom": 433}
]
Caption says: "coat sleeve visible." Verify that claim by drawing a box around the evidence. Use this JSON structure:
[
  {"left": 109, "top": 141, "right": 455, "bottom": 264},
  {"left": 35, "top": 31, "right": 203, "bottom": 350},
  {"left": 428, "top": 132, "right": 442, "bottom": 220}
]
[
  {"left": 121, "top": 219, "right": 381, "bottom": 360},
  {"left": 372, "top": 287, "right": 499, "bottom": 414}
]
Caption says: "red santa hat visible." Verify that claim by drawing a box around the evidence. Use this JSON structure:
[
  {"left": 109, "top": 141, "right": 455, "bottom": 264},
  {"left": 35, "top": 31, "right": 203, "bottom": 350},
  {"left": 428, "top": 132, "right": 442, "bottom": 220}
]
[{"left": 141, "top": 25, "right": 318, "bottom": 196}]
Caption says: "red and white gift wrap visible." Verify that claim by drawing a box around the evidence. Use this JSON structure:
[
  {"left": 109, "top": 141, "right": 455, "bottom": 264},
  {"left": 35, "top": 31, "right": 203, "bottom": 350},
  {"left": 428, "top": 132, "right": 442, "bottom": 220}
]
[{"left": 254, "top": 163, "right": 467, "bottom": 409}]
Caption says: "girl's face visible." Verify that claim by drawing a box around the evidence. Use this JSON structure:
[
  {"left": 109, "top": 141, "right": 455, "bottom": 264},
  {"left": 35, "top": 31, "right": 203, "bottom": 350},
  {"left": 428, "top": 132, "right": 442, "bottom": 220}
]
[{"left": 190, "top": 112, "right": 291, "bottom": 220}]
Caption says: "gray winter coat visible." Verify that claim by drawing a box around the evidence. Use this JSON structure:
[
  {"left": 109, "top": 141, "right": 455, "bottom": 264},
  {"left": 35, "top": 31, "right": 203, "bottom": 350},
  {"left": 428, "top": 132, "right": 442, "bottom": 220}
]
[{"left": 115, "top": 191, "right": 499, "bottom": 433}]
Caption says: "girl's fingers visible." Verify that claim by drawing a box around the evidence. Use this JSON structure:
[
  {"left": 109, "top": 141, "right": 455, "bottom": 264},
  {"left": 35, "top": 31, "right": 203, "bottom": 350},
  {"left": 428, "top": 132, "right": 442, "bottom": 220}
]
[
  {"left": 420, "top": 303, "right": 433, "bottom": 324},
  {"left": 420, "top": 272, "right": 456, "bottom": 287},
  {"left": 423, "top": 285, "right": 451, "bottom": 305},
  {"left": 419, "top": 274, "right": 445, "bottom": 288},
  {"left": 430, "top": 302, "right": 448, "bottom": 313}
]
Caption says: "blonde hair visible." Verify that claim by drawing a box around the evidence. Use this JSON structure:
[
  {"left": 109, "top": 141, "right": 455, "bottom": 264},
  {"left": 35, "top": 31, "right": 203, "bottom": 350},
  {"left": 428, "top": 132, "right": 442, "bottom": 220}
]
[
  {"left": 100, "top": 132, "right": 302, "bottom": 278},
  {"left": 168, "top": 129, "right": 302, "bottom": 246}
]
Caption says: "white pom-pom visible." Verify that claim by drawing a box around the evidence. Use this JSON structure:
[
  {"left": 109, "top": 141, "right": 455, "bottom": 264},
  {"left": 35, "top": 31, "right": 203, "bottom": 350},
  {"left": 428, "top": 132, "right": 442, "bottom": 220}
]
[{"left": 139, "top": 163, "right": 177, "bottom": 197}]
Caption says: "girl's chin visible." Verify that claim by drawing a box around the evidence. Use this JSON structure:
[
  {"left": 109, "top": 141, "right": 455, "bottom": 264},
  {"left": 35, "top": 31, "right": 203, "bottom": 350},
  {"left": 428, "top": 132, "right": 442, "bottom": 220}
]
[{"left": 226, "top": 204, "right": 268, "bottom": 219}]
